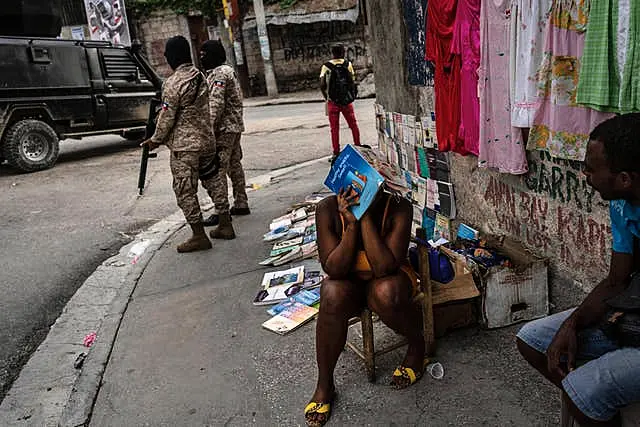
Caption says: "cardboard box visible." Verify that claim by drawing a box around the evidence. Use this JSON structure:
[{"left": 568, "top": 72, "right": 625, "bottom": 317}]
[
  {"left": 476, "top": 237, "right": 549, "bottom": 329},
  {"left": 429, "top": 246, "right": 480, "bottom": 336},
  {"left": 431, "top": 247, "right": 480, "bottom": 305},
  {"left": 434, "top": 300, "right": 477, "bottom": 338}
]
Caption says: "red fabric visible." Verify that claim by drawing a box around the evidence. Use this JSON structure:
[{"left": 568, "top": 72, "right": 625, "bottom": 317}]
[
  {"left": 425, "top": 0, "right": 462, "bottom": 154},
  {"left": 328, "top": 101, "right": 361, "bottom": 154}
]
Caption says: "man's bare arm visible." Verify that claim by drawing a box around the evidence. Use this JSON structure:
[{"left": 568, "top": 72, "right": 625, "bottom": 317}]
[
  {"left": 547, "top": 251, "right": 634, "bottom": 377},
  {"left": 320, "top": 77, "right": 328, "bottom": 100},
  {"left": 567, "top": 251, "right": 634, "bottom": 329}
]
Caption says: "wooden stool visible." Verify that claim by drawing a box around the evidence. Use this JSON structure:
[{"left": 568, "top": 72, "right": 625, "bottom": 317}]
[{"left": 345, "top": 228, "right": 436, "bottom": 382}]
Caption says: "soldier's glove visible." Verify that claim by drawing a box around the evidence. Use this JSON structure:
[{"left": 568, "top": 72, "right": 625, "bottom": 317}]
[{"left": 140, "top": 139, "right": 160, "bottom": 151}]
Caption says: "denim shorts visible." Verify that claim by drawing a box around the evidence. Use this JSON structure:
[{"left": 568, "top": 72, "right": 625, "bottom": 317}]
[{"left": 517, "top": 309, "right": 640, "bottom": 421}]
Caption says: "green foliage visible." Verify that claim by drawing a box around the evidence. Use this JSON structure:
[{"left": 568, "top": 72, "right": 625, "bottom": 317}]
[
  {"left": 263, "top": 0, "right": 299, "bottom": 9},
  {"left": 129, "top": 0, "right": 222, "bottom": 19},
  {"left": 129, "top": 0, "right": 298, "bottom": 20}
]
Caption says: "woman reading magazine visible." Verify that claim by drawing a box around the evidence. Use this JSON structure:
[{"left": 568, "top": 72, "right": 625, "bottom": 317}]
[{"left": 304, "top": 185, "right": 425, "bottom": 426}]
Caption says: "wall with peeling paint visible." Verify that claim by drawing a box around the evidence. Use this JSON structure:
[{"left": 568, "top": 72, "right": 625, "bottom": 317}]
[
  {"left": 367, "top": 0, "right": 610, "bottom": 292},
  {"left": 449, "top": 153, "right": 610, "bottom": 289}
]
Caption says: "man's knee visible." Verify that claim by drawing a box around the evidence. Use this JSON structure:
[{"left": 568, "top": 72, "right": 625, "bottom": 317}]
[
  {"left": 320, "top": 279, "right": 357, "bottom": 315},
  {"left": 369, "top": 276, "right": 408, "bottom": 314}
]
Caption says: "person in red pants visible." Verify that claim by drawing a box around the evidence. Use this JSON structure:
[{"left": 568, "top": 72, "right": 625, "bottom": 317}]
[{"left": 320, "top": 45, "right": 361, "bottom": 163}]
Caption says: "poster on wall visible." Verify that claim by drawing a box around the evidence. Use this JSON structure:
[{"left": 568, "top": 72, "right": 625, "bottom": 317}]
[
  {"left": 71, "top": 26, "right": 85, "bottom": 41},
  {"left": 84, "top": 0, "right": 132, "bottom": 46}
]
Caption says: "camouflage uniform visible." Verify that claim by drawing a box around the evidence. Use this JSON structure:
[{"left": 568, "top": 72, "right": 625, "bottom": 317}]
[
  {"left": 206, "top": 64, "right": 248, "bottom": 215},
  {"left": 151, "top": 63, "right": 218, "bottom": 224}
]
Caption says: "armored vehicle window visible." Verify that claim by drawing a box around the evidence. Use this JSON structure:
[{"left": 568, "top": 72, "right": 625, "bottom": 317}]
[{"left": 100, "top": 48, "right": 149, "bottom": 81}]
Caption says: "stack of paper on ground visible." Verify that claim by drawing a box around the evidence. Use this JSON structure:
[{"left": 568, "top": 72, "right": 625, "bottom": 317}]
[{"left": 260, "top": 204, "right": 321, "bottom": 267}]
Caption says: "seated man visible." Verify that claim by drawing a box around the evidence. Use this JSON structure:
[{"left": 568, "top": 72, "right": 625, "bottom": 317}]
[
  {"left": 305, "top": 186, "right": 425, "bottom": 426},
  {"left": 517, "top": 113, "right": 640, "bottom": 426}
]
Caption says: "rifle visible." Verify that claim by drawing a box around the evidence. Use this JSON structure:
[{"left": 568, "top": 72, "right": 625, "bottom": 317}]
[{"left": 138, "top": 97, "right": 161, "bottom": 195}]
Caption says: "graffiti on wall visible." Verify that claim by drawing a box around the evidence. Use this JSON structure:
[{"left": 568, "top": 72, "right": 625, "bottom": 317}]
[
  {"left": 283, "top": 44, "right": 367, "bottom": 63},
  {"left": 523, "top": 151, "right": 597, "bottom": 213},
  {"left": 484, "top": 175, "right": 610, "bottom": 274},
  {"left": 277, "top": 21, "right": 359, "bottom": 47}
]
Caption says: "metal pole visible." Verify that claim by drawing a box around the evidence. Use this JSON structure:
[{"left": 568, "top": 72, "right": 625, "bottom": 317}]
[{"left": 253, "top": 0, "right": 279, "bottom": 98}]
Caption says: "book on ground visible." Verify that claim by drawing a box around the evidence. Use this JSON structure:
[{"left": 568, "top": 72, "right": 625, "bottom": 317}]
[
  {"left": 270, "top": 214, "right": 293, "bottom": 231},
  {"left": 272, "top": 236, "right": 304, "bottom": 252},
  {"left": 263, "top": 226, "right": 290, "bottom": 242},
  {"left": 303, "top": 271, "right": 325, "bottom": 289},
  {"left": 267, "top": 288, "right": 321, "bottom": 316},
  {"left": 272, "top": 246, "right": 303, "bottom": 266},
  {"left": 259, "top": 266, "right": 304, "bottom": 288},
  {"left": 262, "top": 302, "right": 319, "bottom": 335},
  {"left": 254, "top": 265, "right": 305, "bottom": 305}
]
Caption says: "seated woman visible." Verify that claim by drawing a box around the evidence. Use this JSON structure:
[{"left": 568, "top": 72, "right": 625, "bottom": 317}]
[{"left": 305, "top": 186, "right": 426, "bottom": 426}]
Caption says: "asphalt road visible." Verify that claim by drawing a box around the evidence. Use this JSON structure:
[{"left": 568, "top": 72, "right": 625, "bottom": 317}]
[{"left": 0, "top": 98, "right": 375, "bottom": 401}]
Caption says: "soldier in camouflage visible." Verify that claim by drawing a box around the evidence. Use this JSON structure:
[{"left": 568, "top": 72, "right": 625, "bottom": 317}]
[
  {"left": 141, "top": 36, "right": 218, "bottom": 253},
  {"left": 199, "top": 40, "right": 249, "bottom": 240}
]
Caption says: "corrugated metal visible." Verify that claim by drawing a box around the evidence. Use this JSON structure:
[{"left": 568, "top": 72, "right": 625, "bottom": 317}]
[{"left": 60, "top": 0, "right": 87, "bottom": 26}]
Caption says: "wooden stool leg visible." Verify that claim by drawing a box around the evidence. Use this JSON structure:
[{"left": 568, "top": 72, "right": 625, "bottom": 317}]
[
  {"left": 417, "top": 229, "right": 436, "bottom": 356},
  {"left": 361, "top": 308, "right": 376, "bottom": 383}
]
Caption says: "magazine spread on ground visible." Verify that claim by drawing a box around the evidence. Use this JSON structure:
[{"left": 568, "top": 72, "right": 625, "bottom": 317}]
[
  {"left": 253, "top": 266, "right": 306, "bottom": 306},
  {"left": 267, "top": 288, "right": 321, "bottom": 316},
  {"left": 262, "top": 302, "right": 319, "bottom": 335}
]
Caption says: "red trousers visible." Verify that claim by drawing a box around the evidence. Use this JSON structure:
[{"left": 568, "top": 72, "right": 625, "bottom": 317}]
[{"left": 328, "top": 101, "right": 361, "bottom": 154}]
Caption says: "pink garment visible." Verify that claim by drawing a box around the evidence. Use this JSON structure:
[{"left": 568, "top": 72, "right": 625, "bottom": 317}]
[
  {"left": 451, "top": 0, "right": 481, "bottom": 156},
  {"left": 527, "top": 0, "right": 614, "bottom": 161},
  {"left": 478, "top": 0, "right": 528, "bottom": 174}
]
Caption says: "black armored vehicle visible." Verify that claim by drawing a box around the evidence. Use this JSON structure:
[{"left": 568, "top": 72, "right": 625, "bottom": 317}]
[{"left": 0, "top": 36, "right": 162, "bottom": 172}]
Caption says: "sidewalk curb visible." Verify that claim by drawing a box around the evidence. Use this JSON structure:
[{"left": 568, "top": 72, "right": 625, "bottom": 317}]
[
  {"left": 0, "top": 155, "right": 330, "bottom": 427},
  {"left": 244, "top": 98, "right": 324, "bottom": 109},
  {"left": 244, "top": 95, "right": 375, "bottom": 109}
]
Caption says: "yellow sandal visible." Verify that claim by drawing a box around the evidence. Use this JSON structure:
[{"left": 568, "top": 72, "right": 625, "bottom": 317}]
[
  {"left": 391, "top": 357, "right": 431, "bottom": 390},
  {"left": 304, "top": 401, "right": 333, "bottom": 426}
]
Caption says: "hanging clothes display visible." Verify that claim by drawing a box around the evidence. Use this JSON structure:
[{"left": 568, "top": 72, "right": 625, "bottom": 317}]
[
  {"left": 576, "top": 0, "right": 640, "bottom": 114},
  {"left": 527, "top": 0, "right": 614, "bottom": 161},
  {"left": 478, "top": 0, "right": 528, "bottom": 174},
  {"left": 451, "top": 0, "right": 481, "bottom": 156},
  {"left": 510, "top": 0, "right": 553, "bottom": 127},
  {"left": 426, "top": 0, "right": 462, "bottom": 154}
]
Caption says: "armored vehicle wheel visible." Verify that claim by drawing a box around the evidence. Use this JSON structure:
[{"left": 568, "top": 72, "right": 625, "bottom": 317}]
[{"left": 2, "top": 120, "right": 60, "bottom": 172}]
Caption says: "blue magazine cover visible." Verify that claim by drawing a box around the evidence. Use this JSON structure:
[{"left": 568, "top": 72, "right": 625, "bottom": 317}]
[
  {"left": 267, "top": 289, "right": 321, "bottom": 316},
  {"left": 324, "top": 145, "right": 385, "bottom": 220}
]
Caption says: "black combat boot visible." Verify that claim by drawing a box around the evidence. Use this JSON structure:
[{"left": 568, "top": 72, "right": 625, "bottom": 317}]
[{"left": 230, "top": 206, "right": 251, "bottom": 216}]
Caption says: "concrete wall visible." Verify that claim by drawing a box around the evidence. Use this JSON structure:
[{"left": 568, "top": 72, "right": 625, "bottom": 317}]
[
  {"left": 135, "top": 10, "right": 192, "bottom": 78},
  {"left": 243, "top": 18, "right": 373, "bottom": 94},
  {"left": 367, "top": 0, "right": 609, "bottom": 292}
]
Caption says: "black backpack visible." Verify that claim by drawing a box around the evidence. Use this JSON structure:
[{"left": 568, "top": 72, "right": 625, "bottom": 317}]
[{"left": 325, "top": 60, "right": 356, "bottom": 106}]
